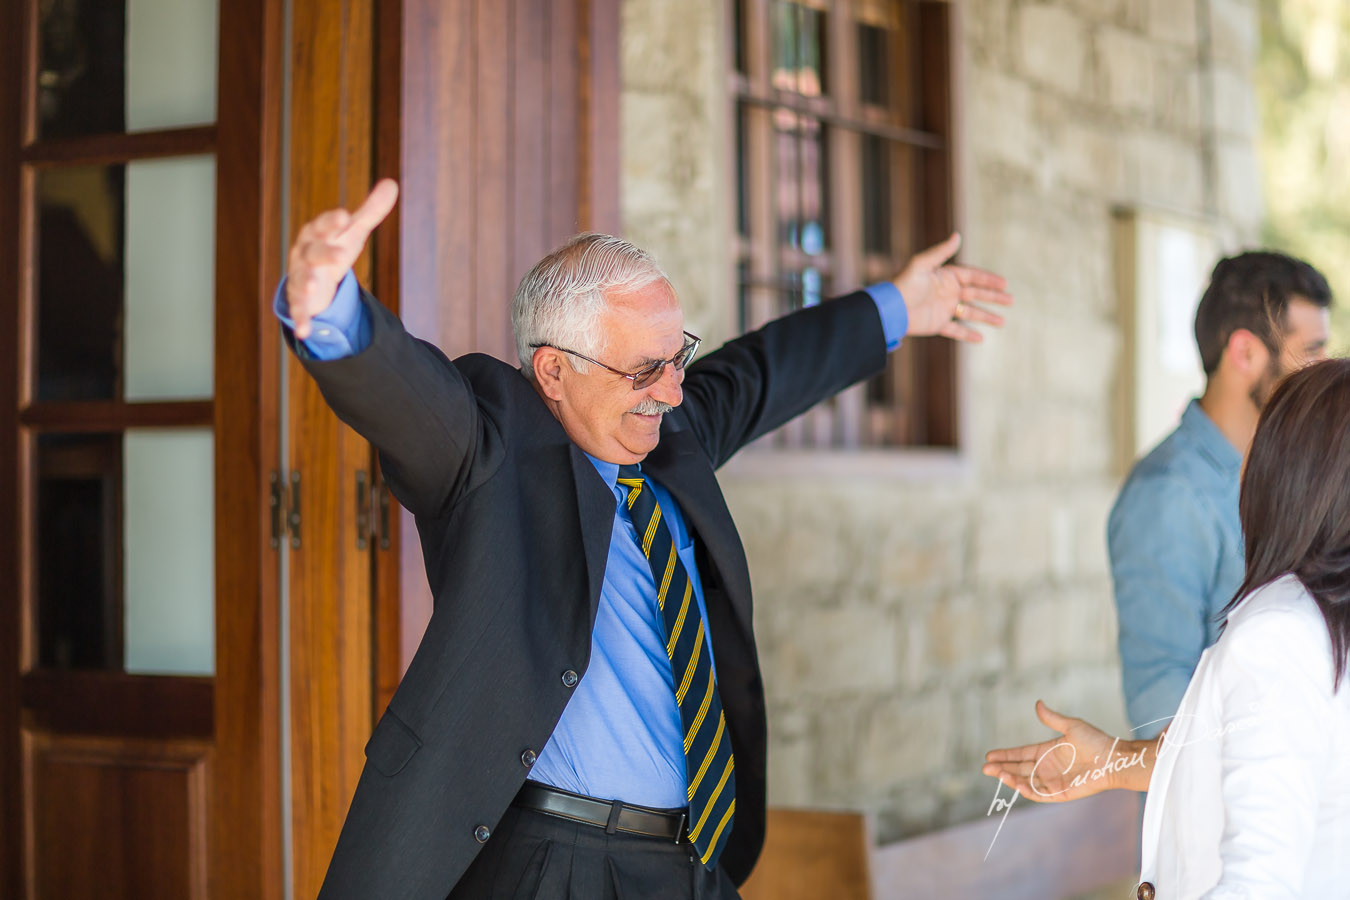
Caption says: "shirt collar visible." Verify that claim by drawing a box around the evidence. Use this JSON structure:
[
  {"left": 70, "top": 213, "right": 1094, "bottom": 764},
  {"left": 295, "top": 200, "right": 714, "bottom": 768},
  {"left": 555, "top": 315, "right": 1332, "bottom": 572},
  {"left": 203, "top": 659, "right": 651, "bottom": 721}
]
[
  {"left": 585, "top": 452, "right": 621, "bottom": 490},
  {"left": 1180, "top": 399, "right": 1242, "bottom": 475}
]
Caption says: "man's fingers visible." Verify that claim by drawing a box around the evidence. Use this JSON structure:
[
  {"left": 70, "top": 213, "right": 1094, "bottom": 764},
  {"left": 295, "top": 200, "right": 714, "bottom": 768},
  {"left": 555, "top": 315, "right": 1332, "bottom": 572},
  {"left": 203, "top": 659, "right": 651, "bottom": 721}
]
[
  {"left": 938, "top": 319, "right": 983, "bottom": 343},
  {"left": 949, "top": 265, "right": 1010, "bottom": 294},
  {"left": 343, "top": 178, "right": 400, "bottom": 239},
  {"left": 311, "top": 208, "right": 353, "bottom": 236},
  {"left": 909, "top": 231, "right": 962, "bottom": 270},
  {"left": 955, "top": 301, "right": 1005, "bottom": 328},
  {"left": 1035, "top": 700, "right": 1074, "bottom": 734},
  {"left": 298, "top": 239, "right": 349, "bottom": 267}
]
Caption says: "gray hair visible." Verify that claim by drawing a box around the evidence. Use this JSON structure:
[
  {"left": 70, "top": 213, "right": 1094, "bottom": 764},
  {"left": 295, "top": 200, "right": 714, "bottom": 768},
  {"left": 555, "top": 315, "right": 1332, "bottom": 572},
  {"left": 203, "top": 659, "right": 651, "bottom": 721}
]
[{"left": 512, "top": 233, "right": 668, "bottom": 377}]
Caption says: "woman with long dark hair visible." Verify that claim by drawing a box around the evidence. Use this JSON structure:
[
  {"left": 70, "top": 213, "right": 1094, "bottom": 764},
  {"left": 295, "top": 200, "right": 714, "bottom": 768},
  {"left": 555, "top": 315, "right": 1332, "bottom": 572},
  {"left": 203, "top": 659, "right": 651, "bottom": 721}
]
[{"left": 984, "top": 358, "right": 1350, "bottom": 898}]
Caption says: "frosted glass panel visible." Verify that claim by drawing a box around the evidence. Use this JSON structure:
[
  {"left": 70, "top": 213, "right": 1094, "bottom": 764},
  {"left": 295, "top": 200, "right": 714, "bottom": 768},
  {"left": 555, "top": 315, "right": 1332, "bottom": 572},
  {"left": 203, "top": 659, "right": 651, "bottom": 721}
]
[
  {"left": 126, "top": 0, "right": 219, "bottom": 132},
  {"left": 123, "top": 429, "right": 214, "bottom": 675},
  {"left": 124, "top": 156, "right": 216, "bottom": 400}
]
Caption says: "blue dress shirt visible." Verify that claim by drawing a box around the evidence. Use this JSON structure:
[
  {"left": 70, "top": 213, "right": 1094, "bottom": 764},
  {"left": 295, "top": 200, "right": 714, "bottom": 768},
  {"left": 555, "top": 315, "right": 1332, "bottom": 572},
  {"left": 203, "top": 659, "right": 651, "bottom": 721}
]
[
  {"left": 274, "top": 270, "right": 908, "bottom": 802},
  {"left": 1108, "top": 400, "right": 1244, "bottom": 739}
]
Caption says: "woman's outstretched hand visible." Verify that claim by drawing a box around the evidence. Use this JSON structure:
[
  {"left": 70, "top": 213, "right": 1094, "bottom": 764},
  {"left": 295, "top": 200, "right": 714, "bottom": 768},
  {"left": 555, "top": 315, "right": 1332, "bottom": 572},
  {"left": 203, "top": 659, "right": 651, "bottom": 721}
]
[{"left": 982, "top": 700, "right": 1156, "bottom": 801}]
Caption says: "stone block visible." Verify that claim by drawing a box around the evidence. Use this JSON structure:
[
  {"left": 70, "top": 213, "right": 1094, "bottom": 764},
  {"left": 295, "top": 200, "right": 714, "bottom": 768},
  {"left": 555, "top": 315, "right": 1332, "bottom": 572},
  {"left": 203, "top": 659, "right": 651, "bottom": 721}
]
[
  {"left": 1051, "top": 120, "right": 1130, "bottom": 198},
  {"left": 620, "top": 0, "right": 717, "bottom": 94},
  {"left": 855, "top": 693, "right": 955, "bottom": 787},
  {"left": 1098, "top": 27, "right": 1157, "bottom": 115},
  {"left": 1147, "top": 0, "right": 1198, "bottom": 46},
  {"left": 1017, "top": 4, "right": 1090, "bottom": 97},
  {"left": 872, "top": 507, "right": 969, "bottom": 595},
  {"left": 758, "top": 604, "right": 899, "bottom": 702},
  {"left": 1125, "top": 131, "right": 1206, "bottom": 212},
  {"left": 1215, "top": 138, "right": 1264, "bottom": 229},
  {"left": 925, "top": 592, "right": 1009, "bottom": 678},
  {"left": 1154, "top": 60, "right": 1203, "bottom": 134},
  {"left": 968, "top": 65, "right": 1040, "bottom": 176},
  {"left": 1208, "top": 0, "right": 1258, "bottom": 68},
  {"left": 1210, "top": 66, "right": 1259, "bottom": 139},
  {"left": 964, "top": 0, "right": 1015, "bottom": 68},
  {"left": 973, "top": 489, "right": 1056, "bottom": 586}
]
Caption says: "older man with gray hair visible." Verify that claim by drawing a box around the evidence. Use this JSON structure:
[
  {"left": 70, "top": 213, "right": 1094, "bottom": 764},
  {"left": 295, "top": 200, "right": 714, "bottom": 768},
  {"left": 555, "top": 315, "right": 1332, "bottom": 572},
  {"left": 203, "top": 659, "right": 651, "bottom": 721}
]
[{"left": 277, "top": 179, "right": 1011, "bottom": 900}]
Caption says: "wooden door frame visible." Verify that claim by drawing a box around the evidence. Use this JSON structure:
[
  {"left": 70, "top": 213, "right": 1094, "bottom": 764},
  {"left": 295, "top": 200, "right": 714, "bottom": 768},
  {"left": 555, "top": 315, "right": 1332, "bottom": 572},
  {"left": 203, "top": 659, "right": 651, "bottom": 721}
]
[
  {"left": 1, "top": 0, "right": 25, "bottom": 892},
  {"left": 212, "top": 0, "right": 287, "bottom": 895}
]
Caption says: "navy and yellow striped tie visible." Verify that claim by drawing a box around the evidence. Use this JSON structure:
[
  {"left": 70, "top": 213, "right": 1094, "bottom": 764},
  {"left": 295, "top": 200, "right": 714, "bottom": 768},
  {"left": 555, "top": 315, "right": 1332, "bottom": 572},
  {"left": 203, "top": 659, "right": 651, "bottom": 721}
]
[{"left": 616, "top": 464, "right": 735, "bottom": 869}]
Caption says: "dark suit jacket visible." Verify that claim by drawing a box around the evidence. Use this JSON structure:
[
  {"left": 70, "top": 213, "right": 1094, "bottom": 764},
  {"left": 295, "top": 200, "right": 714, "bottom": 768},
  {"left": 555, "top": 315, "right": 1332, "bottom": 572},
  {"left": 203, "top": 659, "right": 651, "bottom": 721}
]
[{"left": 298, "top": 288, "right": 888, "bottom": 899}]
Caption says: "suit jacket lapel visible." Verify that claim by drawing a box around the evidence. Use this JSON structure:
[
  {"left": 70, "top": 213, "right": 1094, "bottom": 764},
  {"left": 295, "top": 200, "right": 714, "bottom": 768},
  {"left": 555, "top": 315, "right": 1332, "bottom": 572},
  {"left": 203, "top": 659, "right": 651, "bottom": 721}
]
[{"left": 568, "top": 443, "right": 619, "bottom": 629}]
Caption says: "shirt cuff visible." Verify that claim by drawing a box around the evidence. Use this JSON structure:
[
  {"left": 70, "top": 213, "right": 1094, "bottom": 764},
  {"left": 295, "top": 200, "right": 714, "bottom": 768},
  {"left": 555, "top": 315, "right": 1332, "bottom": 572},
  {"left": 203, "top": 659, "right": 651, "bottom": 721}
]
[
  {"left": 272, "top": 269, "right": 369, "bottom": 360},
  {"left": 864, "top": 281, "right": 908, "bottom": 351}
]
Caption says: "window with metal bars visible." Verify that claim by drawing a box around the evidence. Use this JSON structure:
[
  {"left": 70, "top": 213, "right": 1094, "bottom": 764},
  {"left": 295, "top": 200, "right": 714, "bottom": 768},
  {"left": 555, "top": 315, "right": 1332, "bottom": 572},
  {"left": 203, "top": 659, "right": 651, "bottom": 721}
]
[{"left": 730, "top": 0, "right": 959, "bottom": 449}]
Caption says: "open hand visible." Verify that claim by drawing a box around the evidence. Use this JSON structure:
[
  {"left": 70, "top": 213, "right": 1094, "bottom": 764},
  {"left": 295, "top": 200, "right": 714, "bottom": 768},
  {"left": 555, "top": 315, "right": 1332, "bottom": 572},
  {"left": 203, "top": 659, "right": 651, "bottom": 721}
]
[
  {"left": 982, "top": 701, "right": 1152, "bottom": 802},
  {"left": 285, "top": 178, "right": 400, "bottom": 339},
  {"left": 894, "top": 233, "right": 1011, "bottom": 342}
]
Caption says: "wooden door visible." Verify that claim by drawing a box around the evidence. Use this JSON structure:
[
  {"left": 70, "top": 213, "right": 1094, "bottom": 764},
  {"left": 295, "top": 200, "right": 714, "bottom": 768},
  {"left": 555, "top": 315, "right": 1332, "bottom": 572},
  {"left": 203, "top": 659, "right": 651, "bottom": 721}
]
[
  {"left": 280, "top": 0, "right": 621, "bottom": 896},
  {"left": 0, "top": 0, "right": 286, "bottom": 897}
]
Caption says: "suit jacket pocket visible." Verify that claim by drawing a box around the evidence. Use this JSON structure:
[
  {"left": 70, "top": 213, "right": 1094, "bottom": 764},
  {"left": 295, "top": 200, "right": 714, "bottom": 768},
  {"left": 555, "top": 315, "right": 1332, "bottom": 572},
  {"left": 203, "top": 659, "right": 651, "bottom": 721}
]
[{"left": 365, "top": 709, "right": 423, "bottom": 777}]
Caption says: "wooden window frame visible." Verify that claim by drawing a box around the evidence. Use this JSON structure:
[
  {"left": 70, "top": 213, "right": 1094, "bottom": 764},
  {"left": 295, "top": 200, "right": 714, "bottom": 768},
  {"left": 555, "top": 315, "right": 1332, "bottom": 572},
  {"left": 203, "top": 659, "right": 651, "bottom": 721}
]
[{"left": 729, "top": 0, "right": 959, "bottom": 452}]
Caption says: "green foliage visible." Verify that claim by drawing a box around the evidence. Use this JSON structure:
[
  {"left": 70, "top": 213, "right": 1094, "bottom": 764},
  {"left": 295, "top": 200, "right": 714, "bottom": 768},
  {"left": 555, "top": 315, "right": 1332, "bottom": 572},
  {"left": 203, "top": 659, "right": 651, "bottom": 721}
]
[{"left": 1258, "top": 0, "right": 1350, "bottom": 353}]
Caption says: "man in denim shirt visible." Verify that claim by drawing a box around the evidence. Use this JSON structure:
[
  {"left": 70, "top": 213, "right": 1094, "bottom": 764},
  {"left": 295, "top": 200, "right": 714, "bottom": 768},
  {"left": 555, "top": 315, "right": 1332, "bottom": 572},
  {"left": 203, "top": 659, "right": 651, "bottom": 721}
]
[{"left": 1109, "top": 252, "right": 1332, "bottom": 739}]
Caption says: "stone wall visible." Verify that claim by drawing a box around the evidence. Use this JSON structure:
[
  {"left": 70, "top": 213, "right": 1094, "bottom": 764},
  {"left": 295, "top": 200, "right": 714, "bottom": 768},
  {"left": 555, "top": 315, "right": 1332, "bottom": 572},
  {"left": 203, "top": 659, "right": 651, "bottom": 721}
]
[{"left": 619, "top": 0, "right": 1261, "bottom": 844}]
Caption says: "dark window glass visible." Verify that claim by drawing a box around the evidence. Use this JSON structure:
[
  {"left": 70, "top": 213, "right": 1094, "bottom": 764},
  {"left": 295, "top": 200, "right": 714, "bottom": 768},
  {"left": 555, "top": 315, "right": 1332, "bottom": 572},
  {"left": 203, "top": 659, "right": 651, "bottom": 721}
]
[
  {"left": 859, "top": 23, "right": 889, "bottom": 107},
  {"left": 36, "top": 434, "right": 123, "bottom": 671},
  {"left": 733, "top": 0, "right": 747, "bottom": 75},
  {"left": 862, "top": 135, "right": 893, "bottom": 255},
  {"left": 38, "top": 0, "right": 128, "bottom": 139},
  {"left": 36, "top": 165, "right": 126, "bottom": 403}
]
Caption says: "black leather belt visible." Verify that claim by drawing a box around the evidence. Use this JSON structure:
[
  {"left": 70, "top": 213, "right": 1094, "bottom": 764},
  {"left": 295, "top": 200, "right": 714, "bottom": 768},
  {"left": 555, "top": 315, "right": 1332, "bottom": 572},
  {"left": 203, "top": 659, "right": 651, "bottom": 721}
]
[{"left": 513, "top": 781, "right": 689, "bottom": 843}]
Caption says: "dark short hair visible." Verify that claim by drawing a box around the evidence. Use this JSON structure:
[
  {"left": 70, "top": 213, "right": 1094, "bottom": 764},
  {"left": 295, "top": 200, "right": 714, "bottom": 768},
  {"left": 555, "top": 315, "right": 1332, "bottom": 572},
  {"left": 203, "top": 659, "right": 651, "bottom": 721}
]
[
  {"left": 1224, "top": 358, "right": 1350, "bottom": 689},
  {"left": 1193, "top": 251, "right": 1332, "bottom": 375}
]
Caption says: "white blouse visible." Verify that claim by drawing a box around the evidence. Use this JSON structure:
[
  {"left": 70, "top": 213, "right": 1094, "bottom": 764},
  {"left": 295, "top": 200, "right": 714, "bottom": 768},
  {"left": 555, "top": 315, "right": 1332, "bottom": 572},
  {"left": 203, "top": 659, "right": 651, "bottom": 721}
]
[{"left": 1139, "top": 574, "right": 1350, "bottom": 898}]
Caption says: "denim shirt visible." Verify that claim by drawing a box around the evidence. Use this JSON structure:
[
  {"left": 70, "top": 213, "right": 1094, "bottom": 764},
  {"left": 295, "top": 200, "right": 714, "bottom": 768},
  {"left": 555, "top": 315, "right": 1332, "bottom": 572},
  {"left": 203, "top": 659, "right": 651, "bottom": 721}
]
[{"left": 1107, "top": 400, "right": 1244, "bottom": 739}]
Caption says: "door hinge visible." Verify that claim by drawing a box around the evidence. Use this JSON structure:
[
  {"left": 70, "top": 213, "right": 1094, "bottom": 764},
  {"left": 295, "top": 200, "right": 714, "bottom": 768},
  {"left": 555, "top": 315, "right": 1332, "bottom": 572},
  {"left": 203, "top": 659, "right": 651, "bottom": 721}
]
[
  {"left": 356, "top": 471, "right": 392, "bottom": 551},
  {"left": 270, "top": 470, "right": 301, "bottom": 550}
]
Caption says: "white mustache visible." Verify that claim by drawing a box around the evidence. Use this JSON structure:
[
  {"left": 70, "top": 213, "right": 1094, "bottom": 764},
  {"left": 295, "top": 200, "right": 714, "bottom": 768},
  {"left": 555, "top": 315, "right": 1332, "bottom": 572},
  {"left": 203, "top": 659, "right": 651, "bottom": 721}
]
[{"left": 628, "top": 399, "right": 674, "bottom": 416}]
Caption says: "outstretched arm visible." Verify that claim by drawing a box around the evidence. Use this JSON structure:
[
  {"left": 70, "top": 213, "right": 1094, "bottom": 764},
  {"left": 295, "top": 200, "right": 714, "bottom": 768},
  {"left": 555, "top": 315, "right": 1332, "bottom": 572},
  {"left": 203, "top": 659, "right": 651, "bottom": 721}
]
[{"left": 983, "top": 701, "right": 1159, "bottom": 801}]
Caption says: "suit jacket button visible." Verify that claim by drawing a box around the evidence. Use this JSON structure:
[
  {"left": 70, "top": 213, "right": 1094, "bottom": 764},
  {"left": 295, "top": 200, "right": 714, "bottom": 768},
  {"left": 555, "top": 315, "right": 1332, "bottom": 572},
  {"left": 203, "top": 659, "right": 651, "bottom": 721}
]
[
  {"left": 1136, "top": 883, "right": 1155, "bottom": 900},
  {"left": 474, "top": 825, "right": 491, "bottom": 843},
  {"left": 521, "top": 749, "right": 537, "bottom": 767},
  {"left": 561, "top": 669, "right": 579, "bottom": 687}
]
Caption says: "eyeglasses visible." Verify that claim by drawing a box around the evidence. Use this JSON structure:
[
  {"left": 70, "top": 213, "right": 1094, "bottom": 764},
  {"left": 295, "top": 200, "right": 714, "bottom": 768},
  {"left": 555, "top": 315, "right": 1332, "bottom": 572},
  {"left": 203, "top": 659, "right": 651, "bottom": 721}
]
[{"left": 531, "top": 332, "right": 702, "bottom": 390}]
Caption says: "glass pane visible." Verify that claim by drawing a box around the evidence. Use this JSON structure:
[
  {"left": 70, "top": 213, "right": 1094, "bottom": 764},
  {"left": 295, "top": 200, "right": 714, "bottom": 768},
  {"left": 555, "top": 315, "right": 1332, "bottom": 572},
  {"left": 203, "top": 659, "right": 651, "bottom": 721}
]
[
  {"left": 774, "top": 116, "right": 828, "bottom": 253},
  {"left": 38, "top": 0, "right": 218, "bottom": 139},
  {"left": 124, "top": 156, "right": 216, "bottom": 400},
  {"left": 36, "top": 157, "right": 216, "bottom": 403},
  {"left": 123, "top": 429, "right": 214, "bottom": 676},
  {"left": 862, "top": 135, "right": 893, "bottom": 255},
  {"left": 36, "top": 434, "right": 123, "bottom": 670},
  {"left": 36, "top": 166, "right": 124, "bottom": 402},
  {"left": 34, "top": 430, "right": 215, "bottom": 675},
  {"left": 772, "top": 1, "right": 827, "bottom": 97},
  {"left": 859, "top": 23, "right": 889, "bottom": 107},
  {"left": 125, "top": 0, "right": 219, "bottom": 132}
]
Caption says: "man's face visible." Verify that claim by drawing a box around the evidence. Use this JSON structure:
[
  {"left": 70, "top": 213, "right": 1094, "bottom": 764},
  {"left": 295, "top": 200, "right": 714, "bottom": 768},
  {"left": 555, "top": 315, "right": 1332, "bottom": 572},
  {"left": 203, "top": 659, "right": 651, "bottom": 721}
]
[
  {"left": 1252, "top": 296, "right": 1331, "bottom": 408},
  {"left": 550, "top": 279, "right": 686, "bottom": 464}
]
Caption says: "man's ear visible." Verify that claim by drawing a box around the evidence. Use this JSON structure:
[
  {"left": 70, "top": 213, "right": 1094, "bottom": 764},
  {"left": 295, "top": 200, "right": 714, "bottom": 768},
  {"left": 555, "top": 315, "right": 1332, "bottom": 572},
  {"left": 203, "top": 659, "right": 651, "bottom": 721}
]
[
  {"left": 532, "top": 348, "right": 566, "bottom": 401},
  {"left": 1223, "top": 328, "right": 1270, "bottom": 379}
]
